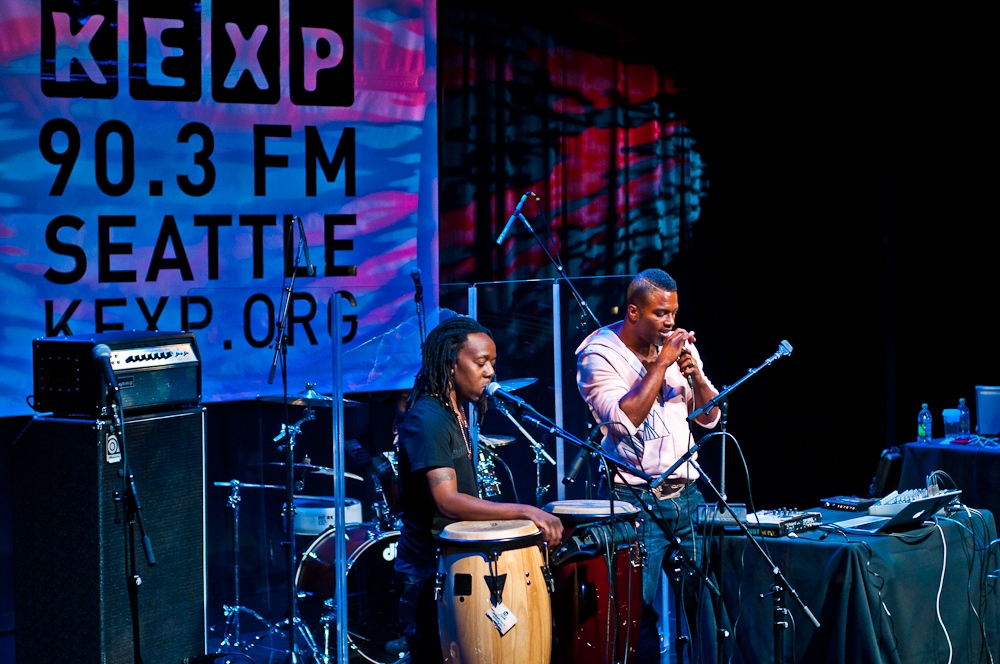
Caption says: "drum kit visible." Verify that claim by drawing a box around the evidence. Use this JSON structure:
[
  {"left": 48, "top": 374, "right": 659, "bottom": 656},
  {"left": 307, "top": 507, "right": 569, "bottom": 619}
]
[
  {"left": 211, "top": 382, "right": 645, "bottom": 664},
  {"left": 211, "top": 385, "right": 409, "bottom": 664}
]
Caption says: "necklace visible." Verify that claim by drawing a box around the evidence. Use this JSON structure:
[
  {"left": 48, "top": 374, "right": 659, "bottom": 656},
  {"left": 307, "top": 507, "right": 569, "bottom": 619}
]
[{"left": 453, "top": 405, "right": 473, "bottom": 459}]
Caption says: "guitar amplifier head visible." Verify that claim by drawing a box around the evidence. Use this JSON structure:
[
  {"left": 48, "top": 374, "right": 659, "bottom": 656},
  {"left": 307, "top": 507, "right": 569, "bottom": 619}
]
[{"left": 33, "top": 330, "right": 201, "bottom": 416}]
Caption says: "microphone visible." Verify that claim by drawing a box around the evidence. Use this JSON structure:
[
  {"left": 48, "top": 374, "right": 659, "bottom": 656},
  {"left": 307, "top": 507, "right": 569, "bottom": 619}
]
[
  {"left": 765, "top": 340, "right": 793, "bottom": 364},
  {"left": 295, "top": 216, "right": 315, "bottom": 276},
  {"left": 485, "top": 381, "right": 527, "bottom": 410},
  {"left": 563, "top": 426, "right": 603, "bottom": 485},
  {"left": 495, "top": 192, "right": 531, "bottom": 245},
  {"left": 93, "top": 344, "right": 118, "bottom": 390},
  {"left": 410, "top": 268, "right": 423, "bottom": 303}
]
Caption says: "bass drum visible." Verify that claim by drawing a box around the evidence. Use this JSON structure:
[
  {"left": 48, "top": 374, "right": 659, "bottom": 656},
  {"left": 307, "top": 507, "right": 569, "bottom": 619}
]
[{"left": 296, "top": 525, "right": 405, "bottom": 663}]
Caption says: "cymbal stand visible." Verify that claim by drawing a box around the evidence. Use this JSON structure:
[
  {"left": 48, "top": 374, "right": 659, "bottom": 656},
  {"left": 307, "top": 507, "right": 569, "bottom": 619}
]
[
  {"left": 214, "top": 480, "right": 275, "bottom": 650},
  {"left": 493, "top": 401, "right": 555, "bottom": 505},
  {"left": 261, "top": 408, "right": 325, "bottom": 663}
]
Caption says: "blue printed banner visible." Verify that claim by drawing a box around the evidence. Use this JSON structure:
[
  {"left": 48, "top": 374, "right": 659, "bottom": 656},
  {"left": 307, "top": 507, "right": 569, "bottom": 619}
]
[{"left": 0, "top": 0, "right": 438, "bottom": 416}]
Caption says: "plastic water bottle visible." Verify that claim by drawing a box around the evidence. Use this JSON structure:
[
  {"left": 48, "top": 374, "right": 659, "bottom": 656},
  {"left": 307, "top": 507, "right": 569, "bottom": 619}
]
[
  {"left": 917, "top": 403, "right": 932, "bottom": 443},
  {"left": 958, "top": 398, "right": 971, "bottom": 437}
]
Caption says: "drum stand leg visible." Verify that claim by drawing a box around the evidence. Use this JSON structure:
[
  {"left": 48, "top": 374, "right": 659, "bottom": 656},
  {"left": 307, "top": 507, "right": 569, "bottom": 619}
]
[
  {"left": 217, "top": 480, "right": 272, "bottom": 650},
  {"left": 259, "top": 615, "right": 326, "bottom": 664}
]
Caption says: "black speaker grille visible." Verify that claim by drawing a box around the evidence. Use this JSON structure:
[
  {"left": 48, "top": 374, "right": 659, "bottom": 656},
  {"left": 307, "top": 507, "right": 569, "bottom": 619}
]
[{"left": 12, "top": 409, "right": 207, "bottom": 664}]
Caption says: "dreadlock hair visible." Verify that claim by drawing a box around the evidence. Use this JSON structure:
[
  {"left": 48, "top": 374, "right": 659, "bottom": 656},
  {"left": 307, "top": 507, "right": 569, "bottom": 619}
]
[
  {"left": 408, "top": 316, "right": 494, "bottom": 421},
  {"left": 627, "top": 268, "right": 677, "bottom": 309}
]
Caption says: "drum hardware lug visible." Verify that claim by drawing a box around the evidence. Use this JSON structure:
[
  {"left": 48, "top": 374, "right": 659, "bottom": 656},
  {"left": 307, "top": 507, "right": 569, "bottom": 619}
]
[
  {"left": 631, "top": 544, "right": 644, "bottom": 568},
  {"left": 434, "top": 572, "right": 446, "bottom": 601},
  {"left": 133, "top": 574, "right": 142, "bottom": 587},
  {"left": 541, "top": 565, "right": 555, "bottom": 594}
]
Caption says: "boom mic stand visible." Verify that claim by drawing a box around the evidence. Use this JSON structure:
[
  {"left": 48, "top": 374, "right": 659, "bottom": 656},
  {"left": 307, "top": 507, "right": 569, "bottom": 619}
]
[
  {"left": 497, "top": 192, "right": 601, "bottom": 330},
  {"left": 265, "top": 218, "right": 320, "bottom": 662},
  {"left": 487, "top": 387, "right": 720, "bottom": 594},
  {"left": 649, "top": 340, "right": 817, "bottom": 664}
]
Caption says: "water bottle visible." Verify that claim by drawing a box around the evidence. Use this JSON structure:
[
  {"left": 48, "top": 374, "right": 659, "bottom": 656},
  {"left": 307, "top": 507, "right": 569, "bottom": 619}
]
[
  {"left": 917, "top": 403, "right": 932, "bottom": 443},
  {"left": 958, "top": 398, "right": 971, "bottom": 437}
]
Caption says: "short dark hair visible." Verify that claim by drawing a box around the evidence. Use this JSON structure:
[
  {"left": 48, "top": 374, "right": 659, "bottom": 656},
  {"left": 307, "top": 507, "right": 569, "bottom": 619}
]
[
  {"left": 408, "top": 316, "right": 493, "bottom": 415},
  {"left": 627, "top": 269, "right": 677, "bottom": 308}
]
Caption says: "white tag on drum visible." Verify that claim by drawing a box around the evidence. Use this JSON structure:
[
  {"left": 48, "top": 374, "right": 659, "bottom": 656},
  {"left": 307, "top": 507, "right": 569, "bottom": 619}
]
[{"left": 486, "top": 602, "right": 517, "bottom": 636}]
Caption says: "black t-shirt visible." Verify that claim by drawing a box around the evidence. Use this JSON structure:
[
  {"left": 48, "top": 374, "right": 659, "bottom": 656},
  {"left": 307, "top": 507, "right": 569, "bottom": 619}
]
[{"left": 395, "top": 396, "right": 479, "bottom": 572}]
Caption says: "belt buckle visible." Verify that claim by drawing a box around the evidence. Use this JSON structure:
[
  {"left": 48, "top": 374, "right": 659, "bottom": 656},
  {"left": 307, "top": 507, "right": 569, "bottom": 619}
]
[{"left": 653, "top": 481, "right": 687, "bottom": 500}]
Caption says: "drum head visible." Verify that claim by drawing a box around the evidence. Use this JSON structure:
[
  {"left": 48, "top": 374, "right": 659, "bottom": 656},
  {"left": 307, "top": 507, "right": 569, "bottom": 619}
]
[
  {"left": 543, "top": 499, "right": 639, "bottom": 523},
  {"left": 292, "top": 496, "right": 363, "bottom": 535},
  {"left": 438, "top": 519, "right": 539, "bottom": 542},
  {"left": 296, "top": 526, "right": 405, "bottom": 663}
]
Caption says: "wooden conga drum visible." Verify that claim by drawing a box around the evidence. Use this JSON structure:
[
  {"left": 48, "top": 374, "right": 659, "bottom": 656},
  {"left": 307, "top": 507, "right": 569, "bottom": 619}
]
[
  {"left": 544, "top": 500, "right": 643, "bottom": 664},
  {"left": 436, "top": 519, "right": 553, "bottom": 664}
]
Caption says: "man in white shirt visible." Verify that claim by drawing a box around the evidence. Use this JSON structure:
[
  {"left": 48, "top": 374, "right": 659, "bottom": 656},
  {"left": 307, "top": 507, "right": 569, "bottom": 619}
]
[{"left": 576, "top": 268, "right": 720, "bottom": 661}]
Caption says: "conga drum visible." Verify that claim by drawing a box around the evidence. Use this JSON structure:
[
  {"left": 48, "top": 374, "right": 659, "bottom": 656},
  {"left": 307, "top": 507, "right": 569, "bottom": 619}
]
[
  {"left": 544, "top": 500, "right": 643, "bottom": 664},
  {"left": 436, "top": 520, "right": 553, "bottom": 664}
]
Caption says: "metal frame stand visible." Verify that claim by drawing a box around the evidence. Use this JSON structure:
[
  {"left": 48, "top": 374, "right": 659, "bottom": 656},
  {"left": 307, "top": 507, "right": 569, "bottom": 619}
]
[{"left": 214, "top": 480, "right": 276, "bottom": 650}]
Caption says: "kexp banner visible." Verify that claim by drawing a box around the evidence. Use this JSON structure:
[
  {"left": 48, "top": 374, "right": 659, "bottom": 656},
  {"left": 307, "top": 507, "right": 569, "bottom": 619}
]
[{"left": 0, "top": 0, "right": 439, "bottom": 416}]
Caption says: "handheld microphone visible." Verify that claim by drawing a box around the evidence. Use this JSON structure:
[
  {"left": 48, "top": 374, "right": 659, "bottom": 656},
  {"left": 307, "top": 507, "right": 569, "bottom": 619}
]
[
  {"left": 485, "top": 382, "right": 527, "bottom": 410},
  {"left": 93, "top": 344, "right": 118, "bottom": 389},
  {"left": 563, "top": 426, "right": 603, "bottom": 485},
  {"left": 295, "top": 216, "right": 316, "bottom": 276},
  {"left": 410, "top": 268, "right": 423, "bottom": 303},
  {"left": 495, "top": 192, "right": 531, "bottom": 245}
]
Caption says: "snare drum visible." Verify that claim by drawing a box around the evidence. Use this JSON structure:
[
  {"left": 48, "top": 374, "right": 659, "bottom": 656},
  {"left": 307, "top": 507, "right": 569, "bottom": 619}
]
[
  {"left": 544, "top": 500, "right": 643, "bottom": 664},
  {"left": 292, "top": 496, "right": 363, "bottom": 535},
  {"left": 436, "top": 520, "right": 552, "bottom": 664}
]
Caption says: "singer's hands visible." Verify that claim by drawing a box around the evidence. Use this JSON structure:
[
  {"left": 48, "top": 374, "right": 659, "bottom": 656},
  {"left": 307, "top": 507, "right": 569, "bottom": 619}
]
[
  {"left": 657, "top": 328, "right": 695, "bottom": 368},
  {"left": 678, "top": 347, "right": 703, "bottom": 383}
]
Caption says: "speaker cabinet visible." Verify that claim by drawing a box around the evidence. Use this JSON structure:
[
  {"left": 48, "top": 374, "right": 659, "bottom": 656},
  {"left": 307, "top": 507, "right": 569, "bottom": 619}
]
[{"left": 12, "top": 408, "right": 206, "bottom": 664}]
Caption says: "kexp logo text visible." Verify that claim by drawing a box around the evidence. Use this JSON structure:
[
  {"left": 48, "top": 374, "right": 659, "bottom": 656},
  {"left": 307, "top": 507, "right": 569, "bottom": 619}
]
[{"left": 41, "top": 0, "right": 353, "bottom": 106}]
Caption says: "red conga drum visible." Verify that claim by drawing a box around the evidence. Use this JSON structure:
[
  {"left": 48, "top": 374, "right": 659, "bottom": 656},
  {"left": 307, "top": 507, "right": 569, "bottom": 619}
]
[
  {"left": 544, "top": 499, "right": 643, "bottom": 664},
  {"left": 436, "top": 520, "right": 553, "bottom": 664}
]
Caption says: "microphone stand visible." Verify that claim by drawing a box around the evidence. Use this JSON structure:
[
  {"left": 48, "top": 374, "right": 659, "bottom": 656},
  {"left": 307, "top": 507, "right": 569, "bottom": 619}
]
[
  {"left": 265, "top": 219, "right": 318, "bottom": 662},
  {"left": 491, "top": 401, "right": 556, "bottom": 506},
  {"left": 685, "top": 343, "right": 791, "bottom": 424},
  {"left": 413, "top": 277, "right": 426, "bottom": 346},
  {"left": 109, "top": 386, "right": 155, "bottom": 664},
  {"left": 507, "top": 198, "right": 601, "bottom": 330},
  {"left": 489, "top": 393, "right": 720, "bottom": 598},
  {"left": 648, "top": 342, "right": 815, "bottom": 663}
]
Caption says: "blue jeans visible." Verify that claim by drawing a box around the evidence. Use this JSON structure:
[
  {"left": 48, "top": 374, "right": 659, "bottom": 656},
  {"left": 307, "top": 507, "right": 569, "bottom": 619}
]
[
  {"left": 604, "top": 482, "right": 705, "bottom": 606},
  {"left": 604, "top": 482, "right": 722, "bottom": 663}
]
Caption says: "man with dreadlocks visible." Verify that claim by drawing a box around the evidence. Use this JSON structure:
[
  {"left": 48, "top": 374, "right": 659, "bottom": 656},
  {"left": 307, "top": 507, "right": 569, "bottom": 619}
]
[{"left": 394, "top": 315, "right": 564, "bottom": 662}]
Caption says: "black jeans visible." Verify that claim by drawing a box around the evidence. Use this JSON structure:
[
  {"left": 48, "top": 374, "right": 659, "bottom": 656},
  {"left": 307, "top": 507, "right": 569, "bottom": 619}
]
[{"left": 396, "top": 569, "right": 444, "bottom": 664}]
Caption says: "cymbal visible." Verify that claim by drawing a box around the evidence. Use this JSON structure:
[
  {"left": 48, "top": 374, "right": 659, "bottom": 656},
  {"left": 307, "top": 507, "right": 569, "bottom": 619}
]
[
  {"left": 308, "top": 468, "right": 365, "bottom": 481},
  {"left": 257, "top": 385, "right": 362, "bottom": 408},
  {"left": 479, "top": 434, "right": 515, "bottom": 447},
  {"left": 260, "top": 462, "right": 363, "bottom": 482},
  {"left": 496, "top": 377, "right": 537, "bottom": 391}
]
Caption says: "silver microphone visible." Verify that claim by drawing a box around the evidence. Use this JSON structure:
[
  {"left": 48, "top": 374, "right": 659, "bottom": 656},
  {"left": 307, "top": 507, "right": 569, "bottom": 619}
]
[
  {"left": 485, "top": 381, "right": 527, "bottom": 409},
  {"left": 295, "top": 215, "right": 315, "bottom": 276},
  {"left": 495, "top": 192, "right": 531, "bottom": 245}
]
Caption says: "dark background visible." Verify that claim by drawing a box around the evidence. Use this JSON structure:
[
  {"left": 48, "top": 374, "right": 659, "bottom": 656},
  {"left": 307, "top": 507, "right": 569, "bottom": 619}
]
[{"left": 2, "top": 1, "right": 997, "bottom": 656}]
